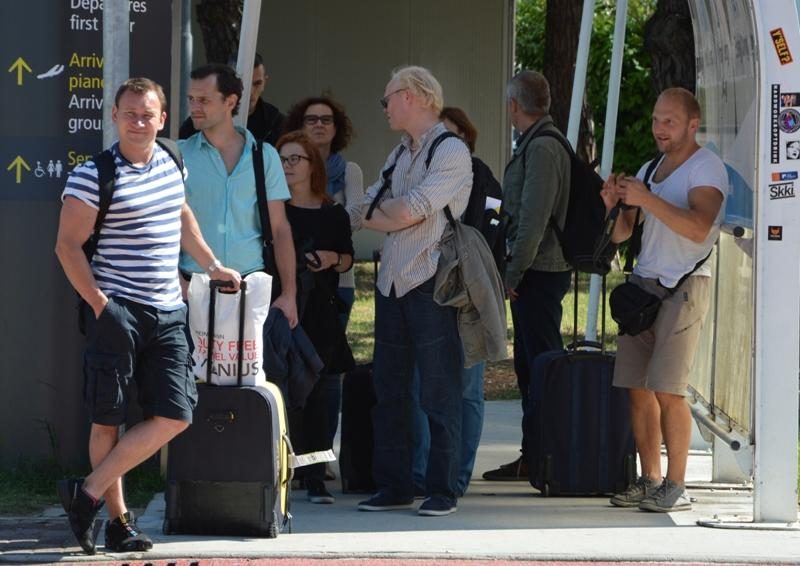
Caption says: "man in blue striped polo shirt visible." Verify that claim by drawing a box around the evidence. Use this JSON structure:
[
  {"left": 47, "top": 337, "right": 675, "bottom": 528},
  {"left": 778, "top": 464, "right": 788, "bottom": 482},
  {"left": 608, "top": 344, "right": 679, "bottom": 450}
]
[{"left": 55, "top": 77, "right": 241, "bottom": 555}]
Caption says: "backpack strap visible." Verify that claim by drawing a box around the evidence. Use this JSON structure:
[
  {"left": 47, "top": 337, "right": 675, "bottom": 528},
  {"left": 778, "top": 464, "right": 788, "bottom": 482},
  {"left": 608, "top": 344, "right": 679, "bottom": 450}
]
[
  {"left": 529, "top": 129, "right": 576, "bottom": 243},
  {"left": 83, "top": 149, "right": 116, "bottom": 261},
  {"left": 365, "top": 144, "right": 406, "bottom": 220},
  {"left": 623, "top": 155, "right": 662, "bottom": 274},
  {"left": 425, "top": 131, "right": 461, "bottom": 168},
  {"left": 427, "top": 131, "right": 467, "bottom": 227},
  {"left": 155, "top": 137, "right": 184, "bottom": 172},
  {"left": 252, "top": 140, "right": 274, "bottom": 252}
]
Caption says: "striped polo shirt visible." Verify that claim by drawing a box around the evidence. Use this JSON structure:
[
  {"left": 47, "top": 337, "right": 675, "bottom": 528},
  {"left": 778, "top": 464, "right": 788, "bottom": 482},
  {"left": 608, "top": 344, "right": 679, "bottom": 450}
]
[
  {"left": 62, "top": 142, "right": 185, "bottom": 310},
  {"left": 359, "top": 122, "right": 473, "bottom": 298}
]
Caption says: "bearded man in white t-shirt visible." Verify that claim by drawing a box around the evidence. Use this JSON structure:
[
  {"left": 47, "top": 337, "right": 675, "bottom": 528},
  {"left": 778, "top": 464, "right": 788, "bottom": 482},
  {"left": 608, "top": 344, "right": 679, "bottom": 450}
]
[{"left": 601, "top": 87, "right": 729, "bottom": 513}]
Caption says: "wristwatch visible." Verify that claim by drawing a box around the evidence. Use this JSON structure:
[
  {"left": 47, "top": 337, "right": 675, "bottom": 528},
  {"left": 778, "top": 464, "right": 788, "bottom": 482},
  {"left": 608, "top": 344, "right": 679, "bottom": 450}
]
[{"left": 206, "top": 259, "right": 222, "bottom": 274}]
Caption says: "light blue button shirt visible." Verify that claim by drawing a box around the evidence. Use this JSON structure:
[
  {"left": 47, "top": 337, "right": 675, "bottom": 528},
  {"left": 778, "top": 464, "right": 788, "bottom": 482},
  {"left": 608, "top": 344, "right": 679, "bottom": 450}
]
[{"left": 179, "top": 127, "right": 290, "bottom": 275}]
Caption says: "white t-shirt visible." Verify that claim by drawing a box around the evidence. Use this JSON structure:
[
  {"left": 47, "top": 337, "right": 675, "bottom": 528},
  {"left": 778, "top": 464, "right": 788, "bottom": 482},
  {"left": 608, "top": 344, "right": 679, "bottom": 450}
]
[{"left": 634, "top": 147, "right": 729, "bottom": 288}]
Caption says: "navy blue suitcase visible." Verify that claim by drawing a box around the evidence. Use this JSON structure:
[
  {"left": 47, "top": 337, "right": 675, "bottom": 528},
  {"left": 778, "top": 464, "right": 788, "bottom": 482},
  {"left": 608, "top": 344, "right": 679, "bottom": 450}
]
[{"left": 526, "top": 273, "right": 636, "bottom": 496}]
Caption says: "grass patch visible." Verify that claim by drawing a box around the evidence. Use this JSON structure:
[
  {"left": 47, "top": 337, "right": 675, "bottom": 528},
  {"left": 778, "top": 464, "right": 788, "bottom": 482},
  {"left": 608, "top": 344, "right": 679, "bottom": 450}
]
[
  {"left": 0, "top": 458, "right": 163, "bottom": 517},
  {"left": 347, "top": 261, "right": 624, "bottom": 369}
]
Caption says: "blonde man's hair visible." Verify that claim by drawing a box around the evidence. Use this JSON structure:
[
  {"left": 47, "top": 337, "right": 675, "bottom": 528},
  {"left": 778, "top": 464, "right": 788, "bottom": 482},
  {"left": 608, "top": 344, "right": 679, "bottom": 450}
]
[
  {"left": 658, "top": 87, "right": 701, "bottom": 120},
  {"left": 391, "top": 65, "right": 444, "bottom": 114}
]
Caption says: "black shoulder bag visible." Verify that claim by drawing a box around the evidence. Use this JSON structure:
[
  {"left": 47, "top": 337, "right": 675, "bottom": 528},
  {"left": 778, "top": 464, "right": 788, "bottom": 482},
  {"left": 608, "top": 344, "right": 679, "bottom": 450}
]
[{"left": 608, "top": 157, "right": 710, "bottom": 336}]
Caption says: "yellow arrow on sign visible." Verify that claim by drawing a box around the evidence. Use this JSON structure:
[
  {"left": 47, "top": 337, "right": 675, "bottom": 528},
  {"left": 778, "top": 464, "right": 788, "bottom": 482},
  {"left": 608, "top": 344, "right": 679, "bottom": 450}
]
[
  {"left": 8, "top": 57, "right": 32, "bottom": 86},
  {"left": 7, "top": 156, "right": 30, "bottom": 184}
]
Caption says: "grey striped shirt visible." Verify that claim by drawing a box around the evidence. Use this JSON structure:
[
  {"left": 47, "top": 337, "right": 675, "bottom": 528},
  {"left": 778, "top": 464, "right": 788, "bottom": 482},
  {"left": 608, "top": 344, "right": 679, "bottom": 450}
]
[{"left": 358, "top": 122, "right": 472, "bottom": 298}]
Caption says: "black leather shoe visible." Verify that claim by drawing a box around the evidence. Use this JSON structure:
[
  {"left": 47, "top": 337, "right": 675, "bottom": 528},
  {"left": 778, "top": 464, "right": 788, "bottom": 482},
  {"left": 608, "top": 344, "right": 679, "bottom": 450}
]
[
  {"left": 56, "top": 478, "right": 104, "bottom": 555},
  {"left": 481, "top": 456, "right": 528, "bottom": 481}
]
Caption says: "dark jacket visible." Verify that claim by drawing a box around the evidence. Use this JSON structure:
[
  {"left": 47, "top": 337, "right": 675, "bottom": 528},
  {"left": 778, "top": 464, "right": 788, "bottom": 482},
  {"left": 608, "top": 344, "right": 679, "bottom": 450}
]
[
  {"left": 179, "top": 98, "right": 286, "bottom": 146},
  {"left": 262, "top": 308, "right": 324, "bottom": 410}
]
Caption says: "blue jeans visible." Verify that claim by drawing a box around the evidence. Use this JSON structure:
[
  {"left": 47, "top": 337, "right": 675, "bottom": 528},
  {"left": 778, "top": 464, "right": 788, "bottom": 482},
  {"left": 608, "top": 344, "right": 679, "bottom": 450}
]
[
  {"left": 510, "top": 269, "right": 571, "bottom": 457},
  {"left": 412, "top": 360, "right": 485, "bottom": 496},
  {"left": 372, "top": 277, "right": 463, "bottom": 499}
]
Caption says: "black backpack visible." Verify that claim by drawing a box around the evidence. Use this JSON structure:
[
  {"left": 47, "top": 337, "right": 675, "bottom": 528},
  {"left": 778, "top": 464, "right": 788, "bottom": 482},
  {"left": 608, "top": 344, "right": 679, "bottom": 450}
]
[
  {"left": 77, "top": 137, "right": 183, "bottom": 333},
  {"left": 366, "top": 131, "right": 508, "bottom": 274},
  {"left": 517, "top": 128, "right": 615, "bottom": 275}
]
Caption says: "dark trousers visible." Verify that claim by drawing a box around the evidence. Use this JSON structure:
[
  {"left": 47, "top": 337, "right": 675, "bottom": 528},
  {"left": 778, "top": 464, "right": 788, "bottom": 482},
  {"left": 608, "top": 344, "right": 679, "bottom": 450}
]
[
  {"left": 371, "top": 277, "right": 464, "bottom": 499},
  {"left": 289, "top": 377, "right": 330, "bottom": 483},
  {"left": 510, "top": 269, "right": 572, "bottom": 457}
]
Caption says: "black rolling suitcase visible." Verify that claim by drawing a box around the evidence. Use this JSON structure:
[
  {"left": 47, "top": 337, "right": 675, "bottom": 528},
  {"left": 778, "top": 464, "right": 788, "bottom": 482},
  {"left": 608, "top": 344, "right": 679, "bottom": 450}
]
[
  {"left": 164, "top": 279, "right": 292, "bottom": 537},
  {"left": 339, "top": 251, "right": 379, "bottom": 494},
  {"left": 339, "top": 361, "right": 376, "bottom": 493},
  {"left": 527, "top": 272, "right": 636, "bottom": 496}
]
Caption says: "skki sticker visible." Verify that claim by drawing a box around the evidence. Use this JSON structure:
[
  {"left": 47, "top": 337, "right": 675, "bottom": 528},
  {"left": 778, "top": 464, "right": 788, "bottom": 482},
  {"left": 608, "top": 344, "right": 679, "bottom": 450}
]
[{"left": 768, "top": 182, "right": 795, "bottom": 200}]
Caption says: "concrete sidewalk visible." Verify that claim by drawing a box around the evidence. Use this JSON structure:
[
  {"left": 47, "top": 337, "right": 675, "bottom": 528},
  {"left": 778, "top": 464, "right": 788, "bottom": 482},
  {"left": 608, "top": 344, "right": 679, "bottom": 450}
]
[{"left": 2, "top": 401, "right": 799, "bottom": 564}]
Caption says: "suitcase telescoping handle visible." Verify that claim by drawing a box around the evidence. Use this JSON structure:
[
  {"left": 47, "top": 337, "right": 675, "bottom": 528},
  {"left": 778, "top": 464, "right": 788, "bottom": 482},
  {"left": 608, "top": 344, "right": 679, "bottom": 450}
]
[
  {"left": 207, "top": 279, "right": 248, "bottom": 386},
  {"left": 569, "top": 270, "right": 607, "bottom": 354}
]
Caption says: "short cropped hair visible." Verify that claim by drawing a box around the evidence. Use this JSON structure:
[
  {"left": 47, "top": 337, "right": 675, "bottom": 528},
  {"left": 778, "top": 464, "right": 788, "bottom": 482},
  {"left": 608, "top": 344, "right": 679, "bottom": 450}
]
[
  {"left": 284, "top": 96, "right": 354, "bottom": 153},
  {"left": 440, "top": 107, "right": 477, "bottom": 153},
  {"left": 275, "top": 131, "right": 332, "bottom": 205},
  {"left": 190, "top": 64, "right": 243, "bottom": 116},
  {"left": 507, "top": 70, "right": 551, "bottom": 115},
  {"left": 114, "top": 77, "right": 167, "bottom": 112},
  {"left": 391, "top": 66, "right": 444, "bottom": 114},
  {"left": 659, "top": 87, "right": 701, "bottom": 120}
]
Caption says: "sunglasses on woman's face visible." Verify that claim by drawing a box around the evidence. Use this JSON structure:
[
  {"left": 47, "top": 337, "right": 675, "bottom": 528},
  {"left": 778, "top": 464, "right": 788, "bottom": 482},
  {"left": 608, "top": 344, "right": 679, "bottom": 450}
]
[
  {"left": 303, "top": 114, "right": 334, "bottom": 126},
  {"left": 280, "top": 154, "right": 310, "bottom": 166}
]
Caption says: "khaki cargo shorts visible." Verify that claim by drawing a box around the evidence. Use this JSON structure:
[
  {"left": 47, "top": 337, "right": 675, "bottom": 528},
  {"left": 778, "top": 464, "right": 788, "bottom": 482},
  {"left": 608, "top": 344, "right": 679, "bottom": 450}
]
[{"left": 613, "top": 275, "right": 711, "bottom": 396}]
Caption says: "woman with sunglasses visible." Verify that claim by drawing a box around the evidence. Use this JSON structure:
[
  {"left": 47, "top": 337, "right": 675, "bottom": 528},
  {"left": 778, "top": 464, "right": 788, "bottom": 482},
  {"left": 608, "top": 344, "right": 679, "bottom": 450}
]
[
  {"left": 284, "top": 96, "right": 364, "bottom": 469},
  {"left": 276, "top": 131, "right": 355, "bottom": 504}
]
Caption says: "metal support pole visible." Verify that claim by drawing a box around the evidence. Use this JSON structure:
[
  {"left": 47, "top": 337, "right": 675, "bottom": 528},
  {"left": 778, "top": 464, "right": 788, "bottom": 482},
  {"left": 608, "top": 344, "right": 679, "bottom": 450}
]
[
  {"left": 235, "top": 0, "right": 262, "bottom": 130},
  {"left": 585, "top": 0, "right": 628, "bottom": 342},
  {"left": 102, "top": 0, "right": 130, "bottom": 148},
  {"left": 179, "top": 0, "right": 193, "bottom": 127},
  {"left": 566, "top": 0, "right": 596, "bottom": 147}
]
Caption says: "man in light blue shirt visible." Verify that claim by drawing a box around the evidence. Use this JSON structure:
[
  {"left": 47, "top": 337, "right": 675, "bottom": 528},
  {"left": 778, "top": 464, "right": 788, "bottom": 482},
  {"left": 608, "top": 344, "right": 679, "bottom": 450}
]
[{"left": 179, "top": 64, "right": 297, "bottom": 326}]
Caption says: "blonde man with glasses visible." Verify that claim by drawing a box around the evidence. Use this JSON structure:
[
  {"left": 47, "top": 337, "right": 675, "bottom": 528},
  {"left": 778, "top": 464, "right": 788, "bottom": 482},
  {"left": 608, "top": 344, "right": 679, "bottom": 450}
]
[{"left": 353, "top": 66, "right": 472, "bottom": 517}]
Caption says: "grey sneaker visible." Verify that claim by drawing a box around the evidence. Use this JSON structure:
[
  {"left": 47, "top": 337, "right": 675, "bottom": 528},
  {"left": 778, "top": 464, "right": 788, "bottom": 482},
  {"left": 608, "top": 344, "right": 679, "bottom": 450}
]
[
  {"left": 610, "top": 476, "right": 661, "bottom": 507},
  {"left": 638, "top": 478, "right": 692, "bottom": 512}
]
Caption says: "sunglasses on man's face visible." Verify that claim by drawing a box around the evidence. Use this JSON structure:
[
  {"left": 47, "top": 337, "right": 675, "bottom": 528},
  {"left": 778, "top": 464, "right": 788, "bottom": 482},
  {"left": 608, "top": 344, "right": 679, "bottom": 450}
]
[
  {"left": 379, "top": 88, "right": 408, "bottom": 109},
  {"left": 303, "top": 114, "right": 334, "bottom": 126}
]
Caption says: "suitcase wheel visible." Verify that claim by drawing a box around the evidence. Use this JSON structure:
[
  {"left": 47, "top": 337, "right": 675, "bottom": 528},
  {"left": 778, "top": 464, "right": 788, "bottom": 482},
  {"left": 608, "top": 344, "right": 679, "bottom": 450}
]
[{"left": 541, "top": 482, "right": 551, "bottom": 497}]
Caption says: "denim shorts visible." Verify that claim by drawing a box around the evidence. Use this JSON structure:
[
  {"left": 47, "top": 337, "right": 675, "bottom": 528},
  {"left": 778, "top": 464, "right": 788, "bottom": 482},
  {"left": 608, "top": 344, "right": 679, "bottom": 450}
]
[{"left": 83, "top": 296, "right": 197, "bottom": 426}]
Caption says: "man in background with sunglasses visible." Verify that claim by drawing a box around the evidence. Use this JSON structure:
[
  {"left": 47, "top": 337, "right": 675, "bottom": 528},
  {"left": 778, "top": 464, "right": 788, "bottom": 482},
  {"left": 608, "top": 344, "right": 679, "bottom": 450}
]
[
  {"left": 353, "top": 66, "right": 472, "bottom": 517},
  {"left": 179, "top": 53, "right": 285, "bottom": 146},
  {"left": 178, "top": 63, "right": 298, "bottom": 328}
]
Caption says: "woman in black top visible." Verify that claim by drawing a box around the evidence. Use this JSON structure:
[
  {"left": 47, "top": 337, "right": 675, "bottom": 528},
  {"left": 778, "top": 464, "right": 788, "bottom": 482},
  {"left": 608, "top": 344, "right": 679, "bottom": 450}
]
[{"left": 276, "top": 131, "right": 354, "bottom": 504}]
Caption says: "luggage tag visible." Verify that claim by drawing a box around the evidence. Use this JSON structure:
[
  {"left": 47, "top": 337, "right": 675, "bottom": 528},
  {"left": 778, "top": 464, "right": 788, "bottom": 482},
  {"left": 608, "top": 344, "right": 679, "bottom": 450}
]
[{"left": 290, "top": 449, "right": 336, "bottom": 469}]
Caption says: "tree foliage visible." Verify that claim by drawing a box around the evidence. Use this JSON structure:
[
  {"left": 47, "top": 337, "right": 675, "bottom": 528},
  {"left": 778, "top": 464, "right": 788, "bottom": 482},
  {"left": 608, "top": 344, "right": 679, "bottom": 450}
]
[{"left": 516, "top": 0, "right": 658, "bottom": 175}]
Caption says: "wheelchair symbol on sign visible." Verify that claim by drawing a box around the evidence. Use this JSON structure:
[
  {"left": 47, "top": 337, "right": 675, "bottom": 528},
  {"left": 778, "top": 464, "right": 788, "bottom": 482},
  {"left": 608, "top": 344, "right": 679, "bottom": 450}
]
[{"left": 34, "top": 161, "right": 46, "bottom": 178}]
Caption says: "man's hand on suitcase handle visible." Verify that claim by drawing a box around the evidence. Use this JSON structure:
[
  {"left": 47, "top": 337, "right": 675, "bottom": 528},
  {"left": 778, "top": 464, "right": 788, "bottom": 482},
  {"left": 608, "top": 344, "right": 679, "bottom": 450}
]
[{"left": 209, "top": 265, "right": 242, "bottom": 292}]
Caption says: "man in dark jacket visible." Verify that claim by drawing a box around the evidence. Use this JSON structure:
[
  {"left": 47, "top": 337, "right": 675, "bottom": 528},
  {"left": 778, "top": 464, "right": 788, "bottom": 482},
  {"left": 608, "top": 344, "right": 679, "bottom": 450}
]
[
  {"left": 482, "top": 70, "right": 572, "bottom": 481},
  {"left": 179, "top": 53, "right": 285, "bottom": 146}
]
